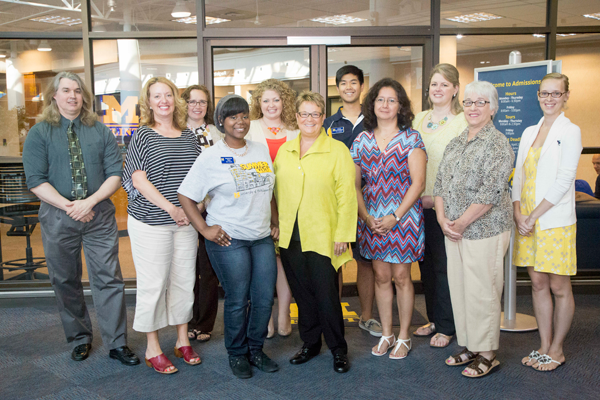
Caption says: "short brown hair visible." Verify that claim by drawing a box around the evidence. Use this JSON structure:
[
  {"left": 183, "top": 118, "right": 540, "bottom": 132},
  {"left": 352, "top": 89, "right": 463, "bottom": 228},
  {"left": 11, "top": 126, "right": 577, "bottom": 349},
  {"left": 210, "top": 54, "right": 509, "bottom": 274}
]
[
  {"left": 139, "top": 77, "right": 187, "bottom": 131},
  {"left": 295, "top": 91, "right": 325, "bottom": 115},
  {"left": 180, "top": 84, "right": 214, "bottom": 125}
]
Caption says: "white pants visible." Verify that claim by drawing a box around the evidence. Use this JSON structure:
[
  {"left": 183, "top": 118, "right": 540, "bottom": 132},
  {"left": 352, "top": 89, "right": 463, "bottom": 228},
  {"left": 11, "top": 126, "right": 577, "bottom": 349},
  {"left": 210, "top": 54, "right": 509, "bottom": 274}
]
[
  {"left": 445, "top": 231, "right": 510, "bottom": 352},
  {"left": 128, "top": 216, "right": 198, "bottom": 332}
]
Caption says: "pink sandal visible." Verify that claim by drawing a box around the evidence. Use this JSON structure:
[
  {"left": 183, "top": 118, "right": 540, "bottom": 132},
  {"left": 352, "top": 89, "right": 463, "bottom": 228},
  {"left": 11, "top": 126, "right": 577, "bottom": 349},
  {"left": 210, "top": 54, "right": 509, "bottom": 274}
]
[
  {"left": 145, "top": 353, "right": 178, "bottom": 374},
  {"left": 174, "top": 346, "right": 202, "bottom": 365}
]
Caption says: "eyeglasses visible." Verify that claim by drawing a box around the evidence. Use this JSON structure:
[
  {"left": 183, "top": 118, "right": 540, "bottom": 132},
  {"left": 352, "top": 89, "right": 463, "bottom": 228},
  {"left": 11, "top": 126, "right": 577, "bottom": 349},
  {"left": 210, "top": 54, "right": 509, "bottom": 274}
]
[
  {"left": 187, "top": 100, "right": 208, "bottom": 107},
  {"left": 462, "top": 100, "right": 490, "bottom": 107},
  {"left": 538, "top": 91, "right": 566, "bottom": 98},
  {"left": 297, "top": 112, "right": 323, "bottom": 119},
  {"left": 375, "top": 97, "right": 398, "bottom": 105}
]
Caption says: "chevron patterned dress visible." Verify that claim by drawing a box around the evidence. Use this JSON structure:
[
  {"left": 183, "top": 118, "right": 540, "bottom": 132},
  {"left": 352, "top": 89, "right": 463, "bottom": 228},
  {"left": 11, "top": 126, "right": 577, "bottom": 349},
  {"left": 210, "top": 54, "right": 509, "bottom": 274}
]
[{"left": 351, "top": 129, "right": 426, "bottom": 263}]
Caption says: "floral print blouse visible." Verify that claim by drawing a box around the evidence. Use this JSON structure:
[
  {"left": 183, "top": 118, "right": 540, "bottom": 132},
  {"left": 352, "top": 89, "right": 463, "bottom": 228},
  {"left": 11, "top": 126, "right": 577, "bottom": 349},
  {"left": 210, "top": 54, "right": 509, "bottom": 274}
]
[{"left": 433, "top": 121, "right": 514, "bottom": 240}]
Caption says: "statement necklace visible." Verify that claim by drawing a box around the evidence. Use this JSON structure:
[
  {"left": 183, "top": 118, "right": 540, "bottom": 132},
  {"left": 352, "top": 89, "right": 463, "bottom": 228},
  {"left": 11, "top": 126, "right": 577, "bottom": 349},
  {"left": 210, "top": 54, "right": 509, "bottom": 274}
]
[
  {"left": 427, "top": 111, "right": 448, "bottom": 130},
  {"left": 223, "top": 139, "right": 249, "bottom": 157}
]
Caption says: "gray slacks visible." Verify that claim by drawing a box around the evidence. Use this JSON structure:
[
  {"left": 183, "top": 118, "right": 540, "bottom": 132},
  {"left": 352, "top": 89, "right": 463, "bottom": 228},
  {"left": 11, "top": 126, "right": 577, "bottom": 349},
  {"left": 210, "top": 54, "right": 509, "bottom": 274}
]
[{"left": 39, "top": 199, "right": 127, "bottom": 350}]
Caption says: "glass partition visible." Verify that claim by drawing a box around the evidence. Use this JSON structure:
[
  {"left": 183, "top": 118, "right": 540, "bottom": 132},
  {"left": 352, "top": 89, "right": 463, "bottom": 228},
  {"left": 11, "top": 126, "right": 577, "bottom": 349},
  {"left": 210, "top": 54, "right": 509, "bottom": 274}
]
[
  {"left": 205, "top": 0, "right": 430, "bottom": 28},
  {"left": 0, "top": 0, "right": 83, "bottom": 32},
  {"left": 558, "top": 0, "right": 600, "bottom": 26},
  {"left": 441, "top": 0, "right": 546, "bottom": 28}
]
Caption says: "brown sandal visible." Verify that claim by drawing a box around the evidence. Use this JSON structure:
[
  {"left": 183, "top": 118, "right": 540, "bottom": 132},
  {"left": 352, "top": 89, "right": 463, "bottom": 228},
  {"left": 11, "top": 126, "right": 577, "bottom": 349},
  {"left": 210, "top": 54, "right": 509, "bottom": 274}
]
[
  {"left": 430, "top": 333, "right": 453, "bottom": 348},
  {"left": 445, "top": 348, "right": 477, "bottom": 366},
  {"left": 462, "top": 354, "right": 500, "bottom": 378}
]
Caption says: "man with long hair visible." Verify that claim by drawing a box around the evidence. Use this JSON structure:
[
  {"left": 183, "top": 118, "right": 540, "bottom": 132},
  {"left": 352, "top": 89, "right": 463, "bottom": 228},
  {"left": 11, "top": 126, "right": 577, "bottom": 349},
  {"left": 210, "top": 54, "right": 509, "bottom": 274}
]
[{"left": 23, "top": 72, "right": 139, "bottom": 366}]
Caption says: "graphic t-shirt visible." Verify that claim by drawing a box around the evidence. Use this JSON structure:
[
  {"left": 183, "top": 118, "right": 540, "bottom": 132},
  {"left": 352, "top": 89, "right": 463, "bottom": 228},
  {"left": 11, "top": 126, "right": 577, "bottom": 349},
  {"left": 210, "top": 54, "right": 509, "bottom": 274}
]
[{"left": 178, "top": 140, "right": 274, "bottom": 241}]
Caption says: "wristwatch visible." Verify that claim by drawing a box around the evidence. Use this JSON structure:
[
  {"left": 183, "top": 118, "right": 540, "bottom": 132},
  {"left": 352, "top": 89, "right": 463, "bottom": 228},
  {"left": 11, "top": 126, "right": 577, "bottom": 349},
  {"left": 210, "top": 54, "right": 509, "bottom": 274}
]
[{"left": 391, "top": 211, "right": 400, "bottom": 223}]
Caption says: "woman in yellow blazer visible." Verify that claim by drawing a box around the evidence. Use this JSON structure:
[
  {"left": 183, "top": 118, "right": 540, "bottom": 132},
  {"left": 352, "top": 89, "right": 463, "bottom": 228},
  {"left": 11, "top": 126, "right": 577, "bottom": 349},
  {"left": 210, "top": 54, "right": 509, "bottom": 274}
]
[{"left": 274, "top": 91, "right": 357, "bottom": 374}]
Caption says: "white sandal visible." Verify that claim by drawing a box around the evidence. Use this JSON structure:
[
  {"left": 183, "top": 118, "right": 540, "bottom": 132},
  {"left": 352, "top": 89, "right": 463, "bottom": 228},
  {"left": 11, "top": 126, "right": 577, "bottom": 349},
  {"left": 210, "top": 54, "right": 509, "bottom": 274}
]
[
  {"left": 390, "top": 338, "right": 411, "bottom": 360},
  {"left": 371, "top": 334, "right": 395, "bottom": 356}
]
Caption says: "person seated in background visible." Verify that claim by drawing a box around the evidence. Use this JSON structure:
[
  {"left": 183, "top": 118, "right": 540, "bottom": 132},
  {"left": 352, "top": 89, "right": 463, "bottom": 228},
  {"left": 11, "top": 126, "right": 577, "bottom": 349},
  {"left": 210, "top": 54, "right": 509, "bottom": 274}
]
[
  {"left": 324, "top": 65, "right": 382, "bottom": 338},
  {"left": 593, "top": 154, "right": 600, "bottom": 199},
  {"left": 23, "top": 71, "right": 139, "bottom": 366}
]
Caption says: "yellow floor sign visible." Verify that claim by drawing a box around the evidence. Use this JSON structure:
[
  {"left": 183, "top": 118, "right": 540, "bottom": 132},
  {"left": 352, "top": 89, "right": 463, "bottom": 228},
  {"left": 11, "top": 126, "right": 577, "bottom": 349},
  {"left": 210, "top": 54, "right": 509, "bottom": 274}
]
[{"left": 289, "top": 302, "right": 359, "bottom": 325}]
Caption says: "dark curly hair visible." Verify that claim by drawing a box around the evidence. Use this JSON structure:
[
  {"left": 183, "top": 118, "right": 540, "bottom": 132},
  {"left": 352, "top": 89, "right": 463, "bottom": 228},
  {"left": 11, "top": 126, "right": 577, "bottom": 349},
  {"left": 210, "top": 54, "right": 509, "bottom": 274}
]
[{"left": 362, "top": 78, "right": 414, "bottom": 132}]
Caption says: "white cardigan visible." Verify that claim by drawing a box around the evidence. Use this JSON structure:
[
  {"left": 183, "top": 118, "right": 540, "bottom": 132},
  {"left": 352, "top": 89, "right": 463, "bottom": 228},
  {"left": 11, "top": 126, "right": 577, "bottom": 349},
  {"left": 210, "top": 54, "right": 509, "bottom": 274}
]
[
  {"left": 512, "top": 112, "right": 582, "bottom": 231},
  {"left": 245, "top": 120, "right": 299, "bottom": 149}
]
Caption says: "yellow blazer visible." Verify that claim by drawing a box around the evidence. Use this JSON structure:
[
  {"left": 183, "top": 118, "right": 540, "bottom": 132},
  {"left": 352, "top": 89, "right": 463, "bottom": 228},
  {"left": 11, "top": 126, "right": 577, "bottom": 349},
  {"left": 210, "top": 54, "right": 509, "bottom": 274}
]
[{"left": 274, "top": 130, "right": 357, "bottom": 270}]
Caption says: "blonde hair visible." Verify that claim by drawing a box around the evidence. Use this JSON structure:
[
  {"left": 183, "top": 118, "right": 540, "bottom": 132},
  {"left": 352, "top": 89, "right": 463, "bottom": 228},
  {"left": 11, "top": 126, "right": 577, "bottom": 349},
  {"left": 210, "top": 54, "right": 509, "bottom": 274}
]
[
  {"left": 250, "top": 79, "right": 298, "bottom": 130},
  {"left": 540, "top": 72, "right": 569, "bottom": 92},
  {"left": 426, "top": 63, "right": 462, "bottom": 115},
  {"left": 295, "top": 91, "right": 325, "bottom": 115},
  {"left": 140, "top": 77, "right": 187, "bottom": 130},
  {"left": 39, "top": 72, "right": 97, "bottom": 127}
]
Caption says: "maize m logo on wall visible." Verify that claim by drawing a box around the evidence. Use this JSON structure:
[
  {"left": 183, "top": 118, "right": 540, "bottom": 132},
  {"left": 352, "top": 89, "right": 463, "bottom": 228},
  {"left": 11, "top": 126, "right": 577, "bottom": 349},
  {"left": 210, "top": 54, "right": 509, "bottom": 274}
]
[{"left": 98, "top": 95, "right": 139, "bottom": 140}]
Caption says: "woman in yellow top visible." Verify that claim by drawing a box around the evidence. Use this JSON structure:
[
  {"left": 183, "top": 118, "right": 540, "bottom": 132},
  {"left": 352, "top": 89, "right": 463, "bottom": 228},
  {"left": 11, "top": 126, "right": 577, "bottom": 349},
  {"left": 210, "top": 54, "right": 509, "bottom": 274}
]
[
  {"left": 411, "top": 64, "right": 468, "bottom": 348},
  {"left": 247, "top": 79, "right": 300, "bottom": 338},
  {"left": 274, "top": 91, "right": 357, "bottom": 374},
  {"left": 513, "top": 73, "right": 581, "bottom": 371}
]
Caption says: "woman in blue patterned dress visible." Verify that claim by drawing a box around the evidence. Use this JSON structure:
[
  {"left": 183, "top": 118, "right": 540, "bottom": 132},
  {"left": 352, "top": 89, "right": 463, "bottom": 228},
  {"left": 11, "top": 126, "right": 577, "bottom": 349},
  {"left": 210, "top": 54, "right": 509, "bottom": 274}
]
[{"left": 351, "top": 78, "right": 426, "bottom": 359}]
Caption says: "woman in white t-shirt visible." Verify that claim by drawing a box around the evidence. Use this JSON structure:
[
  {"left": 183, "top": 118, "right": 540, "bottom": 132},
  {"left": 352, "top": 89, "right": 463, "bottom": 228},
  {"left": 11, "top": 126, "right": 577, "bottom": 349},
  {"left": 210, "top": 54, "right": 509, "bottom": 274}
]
[
  {"left": 178, "top": 94, "right": 279, "bottom": 380},
  {"left": 247, "top": 79, "right": 299, "bottom": 338}
]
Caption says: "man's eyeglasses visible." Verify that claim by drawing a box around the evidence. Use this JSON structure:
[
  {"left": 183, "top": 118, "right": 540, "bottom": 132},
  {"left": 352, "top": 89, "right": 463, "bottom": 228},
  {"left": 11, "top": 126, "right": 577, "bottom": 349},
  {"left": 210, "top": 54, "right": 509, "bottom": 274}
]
[
  {"left": 187, "top": 100, "right": 208, "bottom": 107},
  {"left": 297, "top": 112, "right": 323, "bottom": 119},
  {"left": 462, "top": 100, "right": 490, "bottom": 107},
  {"left": 538, "top": 91, "right": 566, "bottom": 98}
]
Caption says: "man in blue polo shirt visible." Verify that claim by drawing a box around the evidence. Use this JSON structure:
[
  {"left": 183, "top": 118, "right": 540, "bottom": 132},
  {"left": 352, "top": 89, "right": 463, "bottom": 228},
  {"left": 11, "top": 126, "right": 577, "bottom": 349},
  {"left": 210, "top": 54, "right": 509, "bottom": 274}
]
[{"left": 324, "top": 65, "right": 381, "bottom": 337}]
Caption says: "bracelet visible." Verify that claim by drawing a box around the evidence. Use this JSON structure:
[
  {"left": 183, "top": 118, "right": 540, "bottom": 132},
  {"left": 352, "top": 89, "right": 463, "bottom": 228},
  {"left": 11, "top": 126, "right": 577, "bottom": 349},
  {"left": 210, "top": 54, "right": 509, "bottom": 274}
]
[{"left": 391, "top": 211, "right": 400, "bottom": 223}]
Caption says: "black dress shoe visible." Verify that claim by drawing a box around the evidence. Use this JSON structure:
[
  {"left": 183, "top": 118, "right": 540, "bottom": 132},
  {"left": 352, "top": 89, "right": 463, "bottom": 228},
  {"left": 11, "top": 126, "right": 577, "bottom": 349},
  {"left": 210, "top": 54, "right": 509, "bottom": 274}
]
[
  {"left": 71, "top": 343, "right": 92, "bottom": 361},
  {"left": 249, "top": 350, "right": 279, "bottom": 372},
  {"left": 333, "top": 353, "right": 349, "bottom": 373},
  {"left": 289, "top": 346, "right": 320, "bottom": 365},
  {"left": 109, "top": 346, "right": 141, "bottom": 366},
  {"left": 229, "top": 355, "right": 252, "bottom": 379}
]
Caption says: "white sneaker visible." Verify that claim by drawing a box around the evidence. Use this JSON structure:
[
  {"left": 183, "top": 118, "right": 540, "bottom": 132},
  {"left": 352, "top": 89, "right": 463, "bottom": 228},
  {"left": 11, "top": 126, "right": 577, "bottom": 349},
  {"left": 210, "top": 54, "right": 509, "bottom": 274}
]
[{"left": 359, "top": 317, "right": 383, "bottom": 337}]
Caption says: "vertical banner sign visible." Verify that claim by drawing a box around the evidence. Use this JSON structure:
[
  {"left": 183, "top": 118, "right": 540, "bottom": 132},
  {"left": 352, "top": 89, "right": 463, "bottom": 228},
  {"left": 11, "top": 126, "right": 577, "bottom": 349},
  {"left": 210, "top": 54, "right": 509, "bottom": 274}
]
[{"left": 475, "top": 61, "right": 557, "bottom": 164}]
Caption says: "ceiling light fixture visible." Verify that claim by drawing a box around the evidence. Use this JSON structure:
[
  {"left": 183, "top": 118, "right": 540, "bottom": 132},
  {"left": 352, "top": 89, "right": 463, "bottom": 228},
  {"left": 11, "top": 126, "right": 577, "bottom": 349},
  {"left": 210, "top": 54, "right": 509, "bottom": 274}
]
[
  {"left": 533, "top": 34, "right": 545, "bottom": 38},
  {"left": 37, "top": 40, "right": 52, "bottom": 52},
  {"left": 456, "top": 34, "right": 463, "bottom": 39},
  {"left": 171, "top": 1, "right": 191, "bottom": 18},
  {"left": 172, "top": 16, "right": 231, "bottom": 25},
  {"left": 446, "top": 12, "right": 502, "bottom": 24},
  {"left": 30, "top": 15, "right": 82, "bottom": 26},
  {"left": 0, "top": 52, "right": 6, "bottom": 58},
  {"left": 583, "top": 13, "right": 600, "bottom": 21},
  {"left": 310, "top": 15, "right": 368, "bottom": 25},
  {"left": 557, "top": 33, "right": 576, "bottom": 37}
]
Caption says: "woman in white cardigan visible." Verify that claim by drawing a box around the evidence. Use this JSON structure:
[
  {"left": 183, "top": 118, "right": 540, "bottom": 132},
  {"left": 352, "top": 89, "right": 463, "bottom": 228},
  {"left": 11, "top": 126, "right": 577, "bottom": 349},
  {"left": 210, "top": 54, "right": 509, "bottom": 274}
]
[{"left": 512, "top": 73, "right": 582, "bottom": 372}]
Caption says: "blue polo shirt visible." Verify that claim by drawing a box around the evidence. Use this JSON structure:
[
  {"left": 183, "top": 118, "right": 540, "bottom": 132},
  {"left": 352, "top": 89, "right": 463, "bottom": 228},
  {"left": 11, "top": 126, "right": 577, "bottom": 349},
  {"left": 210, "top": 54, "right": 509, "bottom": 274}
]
[{"left": 324, "top": 106, "right": 365, "bottom": 150}]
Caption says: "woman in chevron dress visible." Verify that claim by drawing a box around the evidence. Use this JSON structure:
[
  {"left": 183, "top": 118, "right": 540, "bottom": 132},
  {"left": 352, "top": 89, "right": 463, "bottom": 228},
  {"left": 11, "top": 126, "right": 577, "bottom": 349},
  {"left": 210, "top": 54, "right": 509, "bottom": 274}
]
[{"left": 351, "top": 78, "right": 426, "bottom": 360}]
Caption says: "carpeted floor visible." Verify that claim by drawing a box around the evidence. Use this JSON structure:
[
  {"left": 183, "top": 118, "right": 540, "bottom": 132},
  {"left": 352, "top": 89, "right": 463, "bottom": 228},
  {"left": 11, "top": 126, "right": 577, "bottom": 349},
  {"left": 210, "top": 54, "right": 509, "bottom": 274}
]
[{"left": 0, "top": 292, "right": 599, "bottom": 399}]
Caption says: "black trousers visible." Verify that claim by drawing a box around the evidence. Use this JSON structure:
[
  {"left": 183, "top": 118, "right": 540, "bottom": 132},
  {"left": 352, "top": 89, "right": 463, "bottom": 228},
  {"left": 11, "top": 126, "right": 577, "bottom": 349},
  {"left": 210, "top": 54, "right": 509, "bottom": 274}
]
[
  {"left": 417, "top": 208, "right": 456, "bottom": 336},
  {"left": 189, "top": 232, "right": 219, "bottom": 332},
  {"left": 280, "top": 240, "right": 347, "bottom": 355}
]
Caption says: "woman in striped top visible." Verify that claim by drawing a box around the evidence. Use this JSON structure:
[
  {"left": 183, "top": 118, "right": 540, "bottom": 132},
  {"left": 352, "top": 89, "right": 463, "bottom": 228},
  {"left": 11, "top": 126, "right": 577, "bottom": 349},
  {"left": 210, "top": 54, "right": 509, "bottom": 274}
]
[{"left": 123, "top": 77, "right": 201, "bottom": 374}]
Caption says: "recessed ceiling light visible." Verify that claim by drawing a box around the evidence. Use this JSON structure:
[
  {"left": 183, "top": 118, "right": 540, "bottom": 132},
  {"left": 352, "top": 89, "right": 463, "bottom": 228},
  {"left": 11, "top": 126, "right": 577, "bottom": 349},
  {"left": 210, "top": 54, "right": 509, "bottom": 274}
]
[
  {"left": 557, "top": 33, "right": 576, "bottom": 37},
  {"left": 172, "top": 16, "right": 231, "bottom": 25},
  {"left": 0, "top": 53, "right": 6, "bottom": 58},
  {"left": 456, "top": 34, "right": 463, "bottom": 39},
  {"left": 310, "top": 15, "right": 368, "bottom": 25},
  {"left": 583, "top": 13, "right": 600, "bottom": 21},
  {"left": 446, "top": 12, "right": 502, "bottom": 24},
  {"left": 533, "top": 34, "right": 545, "bottom": 38},
  {"left": 30, "top": 15, "right": 82, "bottom": 26}
]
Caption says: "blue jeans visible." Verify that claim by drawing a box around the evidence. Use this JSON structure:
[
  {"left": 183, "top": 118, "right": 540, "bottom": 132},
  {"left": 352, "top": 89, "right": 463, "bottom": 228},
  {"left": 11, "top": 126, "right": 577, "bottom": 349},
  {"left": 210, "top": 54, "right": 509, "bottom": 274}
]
[{"left": 205, "top": 236, "right": 277, "bottom": 357}]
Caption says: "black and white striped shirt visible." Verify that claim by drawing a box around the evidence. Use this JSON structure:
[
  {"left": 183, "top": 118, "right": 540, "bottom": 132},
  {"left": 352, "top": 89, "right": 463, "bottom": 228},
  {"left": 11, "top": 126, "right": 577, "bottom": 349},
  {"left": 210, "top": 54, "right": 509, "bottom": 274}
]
[{"left": 123, "top": 125, "right": 201, "bottom": 226}]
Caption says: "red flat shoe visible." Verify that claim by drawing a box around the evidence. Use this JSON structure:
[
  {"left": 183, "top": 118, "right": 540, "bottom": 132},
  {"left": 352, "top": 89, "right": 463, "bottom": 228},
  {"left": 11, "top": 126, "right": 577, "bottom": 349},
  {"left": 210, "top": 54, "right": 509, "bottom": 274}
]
[
  {"left": 144, "top": 354, "right": 178, "bottom": 374},
  {"left": 174, "top": 346, "right": 202, "bottom": 365}
]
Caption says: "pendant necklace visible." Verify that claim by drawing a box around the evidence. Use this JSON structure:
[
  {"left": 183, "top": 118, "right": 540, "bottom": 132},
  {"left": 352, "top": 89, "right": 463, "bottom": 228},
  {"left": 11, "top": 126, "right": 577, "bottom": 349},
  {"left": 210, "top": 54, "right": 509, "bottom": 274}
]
[{"left": 427, "top": 111, "right": 448, "bottom": 130}]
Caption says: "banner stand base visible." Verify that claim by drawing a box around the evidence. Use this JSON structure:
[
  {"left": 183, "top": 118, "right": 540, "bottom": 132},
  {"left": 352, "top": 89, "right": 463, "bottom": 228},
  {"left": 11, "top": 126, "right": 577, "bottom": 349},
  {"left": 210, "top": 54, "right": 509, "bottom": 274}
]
[{"left": 500, "top": 312, "right": 538, "bottom": 332}]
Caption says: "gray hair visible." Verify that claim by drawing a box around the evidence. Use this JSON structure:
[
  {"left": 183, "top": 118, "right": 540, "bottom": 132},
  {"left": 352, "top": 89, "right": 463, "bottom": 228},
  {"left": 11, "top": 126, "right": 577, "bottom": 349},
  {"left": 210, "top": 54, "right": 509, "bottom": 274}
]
[{"left": 464, "top": 80, "right": 499, "bottom": 117}]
